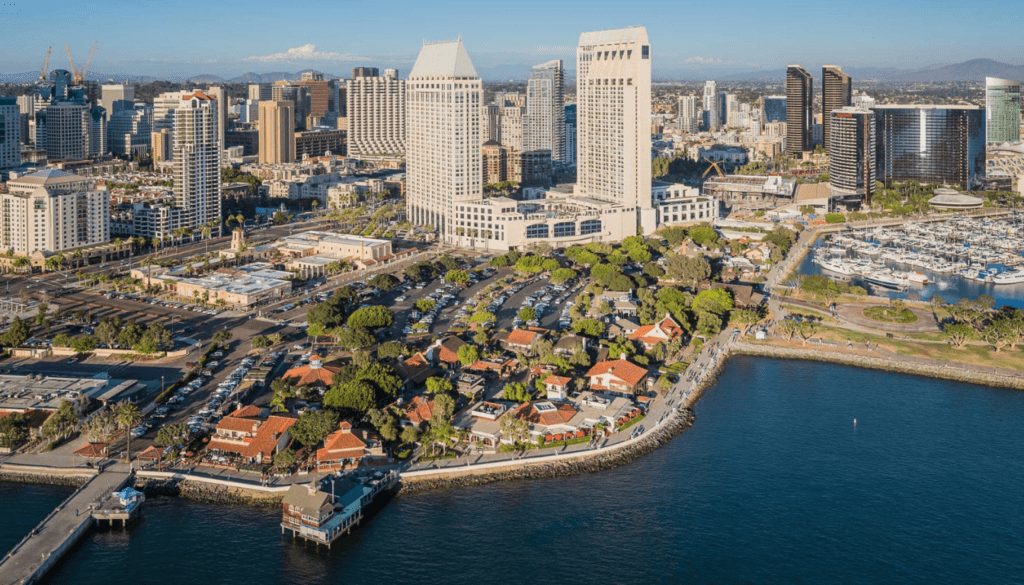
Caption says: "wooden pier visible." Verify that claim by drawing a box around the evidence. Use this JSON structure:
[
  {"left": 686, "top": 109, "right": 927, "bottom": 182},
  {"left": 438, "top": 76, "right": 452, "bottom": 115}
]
[
  {"left": 281, "top": 470, "right": 398, "bottom": 548},
  {"left": 0, "top": 470, "right": 133, "bottom": 585}
]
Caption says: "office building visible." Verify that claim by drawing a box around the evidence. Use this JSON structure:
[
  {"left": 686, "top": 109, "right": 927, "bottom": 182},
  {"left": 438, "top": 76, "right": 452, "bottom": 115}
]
[
  {"left": 347, "top": 68, "right": 405, "bottom": 157},
  {"left": 873, "top": 105, "right": 985, "bottom": 190},
  {"left": 0, "top": 97, "right": 21, "bottom": 169},
  {"left": 152, "top": 91, "right": 182, "bottom": 139},
  {"left": 564, "top": 104, "right": 576, "bottom": 166},
  {"left": 575, "top": 26, "right": 655, "bottom": 232},
  {"left": 239, "top": 99, "right": 259, "bottom": 124},
  {"left": 206, "top": 86, "right": 229, "bottom": 149},
  {"left": 678, "top": 95, "right": 698, "bottom": 133},
  {"left": 985, "top": 77, "right": 1021, "bottom": 144},
  {"left": 524, "top": 60, "right": 565, "bottom": 163},
  {"left": 248, "top": 84, "right": 272, "bottom": 101},
  {"left": 107, "top": 103, "right": 151, "bottom": 157},
  {"left": 173, "top": 91, "right": 222, "bottom": 233},
  {"left": 481, "top": 104, "right": 501, "bottom": 143},
  {"left": 499, "top": 104, "right": 525, "bottom": 151},
  {"left": 1, "top": 169, "right": 109, "bottom": 255},
  {"left": 100, "top": 84, "right": 134, "bottom": 114},
  {"left": 762, "top": 96, "right": 787, "bottom": 123},
  {"left": 296, "top": 72, "right": 335, "bottom": 120},
  {"left": 89, "top": 106, "right": 107, "bottom": 157},
  {"left": 258, "top": 100, "right": 295, "bottom": 164},
  {"left": 785, "top": 65, "right": 813, "bottom": 155},
  {"left": 828, "top": 107, "right": 875, "bottom": 205},
  {"left": 41, "top": 100, "right": 90, "bottom": 161},
  {"left": 294, "top": 128, "right": 346, "bottom": 159},
  {"left": 406, "top": 38, "right": 482, "bottom": 240},
  {"left": 822, "top": 65, "right": 852, "bottom": 151},
  {"left": 703, "top": 81, "right": 719, "bottom": 131},
  {"left": 273, "top": 83, "right": 310, "bottom": 130}
]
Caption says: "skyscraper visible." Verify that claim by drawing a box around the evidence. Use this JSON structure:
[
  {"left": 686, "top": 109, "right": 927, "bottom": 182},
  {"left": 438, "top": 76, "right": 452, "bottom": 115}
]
[
  {"left": 100, "top": 84, "right": 134, "bottom": 115},
  {"left": 352, "top": 67, "right": 379, "bottom": 78},
  {"left": 42, "top": 100, "right": 90, "bottom": 161},
  {"left": 89, "top": 105, "right": 107, "bottom": 157},
  {"left": 107, "top": 103, "right": 151, "bottom": 157},
  {"left": 873, "top": 105, "right": 985, "bottom": 190},
  {"left": 173, "top": 91, "right": 221, "bottom": 233},
  {"left": 0, "top": 97, "right": 21, "bottom": 169},
  {"left": 678, "top": 95, "right": 698, "bottom": 133},
  {"left": 248, "top": 84, "right": 271, "bottom": 101},
  {"left": 576, "top": 26, "right": 655, "bottom": 233},
  {"left": 828, "top": 107, "right": 875, "bottom": 205},
  {"left": 762, "top": 96, "right": 787, "bottom": 123},
  {"left": 347, "top": 68, "right": 406, "bottom": 157},
  {"left": 822, "top": 65, "right": 852, "bottom": 151},
  {"left": 405, "top": 38, "right": 482, "bottom": 241},
  {"left": 985, "top": 77, "right": 1021, "bottom": 144},
  {"left": 786, "top": 65, "right": 813, "bottom": 155},
  {"left": 258, "top": 100, "right": 295, "bottom": 164},
  {"left": 499, "top": 104, "right": 525, "bottom": 151},
  {"left": 524, "top": 60, "right": 565, "bottom": 163},
  {"left": 703, "top": 80, "right": 719, "bottom": 131},
  {"left": 564, "top": 104, "right": 577, "bottom": 166},
  {"left": 206, "top": 86, "right": 229, "bottom": 149}
]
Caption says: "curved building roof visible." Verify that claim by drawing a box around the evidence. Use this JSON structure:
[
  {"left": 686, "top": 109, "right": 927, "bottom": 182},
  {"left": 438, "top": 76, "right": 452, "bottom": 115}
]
[{"left": 928, "top": 193, "right": 984, "bottom": 209}]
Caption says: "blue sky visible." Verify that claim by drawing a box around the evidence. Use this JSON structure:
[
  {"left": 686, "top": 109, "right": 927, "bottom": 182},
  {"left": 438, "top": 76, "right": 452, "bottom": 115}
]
[{"left": 1, "top": 0, "right": 1021, "bottom": 79}]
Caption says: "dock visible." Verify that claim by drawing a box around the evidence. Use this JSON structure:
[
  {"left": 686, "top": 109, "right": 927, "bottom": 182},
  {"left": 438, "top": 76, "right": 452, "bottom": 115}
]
[
  {"left": 0, "top": 470, "right": 133, "bottom": 585},
  {"left": 281, "top": 470, "right": 398, "bottom": 548}
]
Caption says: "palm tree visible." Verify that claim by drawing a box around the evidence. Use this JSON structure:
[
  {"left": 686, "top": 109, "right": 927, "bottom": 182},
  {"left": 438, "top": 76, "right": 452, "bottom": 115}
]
[
  {"left": 114, "top": 401, "right": 142, "bottom": 463},
  {"left": 72, "top": 249, "right": 84, "bottom": 269},
  {"left": 201, "top": 225, "right": 212, "bottom": 254},
  {"left": 311, "top": 199, "right": 320, "bottom": 215}
]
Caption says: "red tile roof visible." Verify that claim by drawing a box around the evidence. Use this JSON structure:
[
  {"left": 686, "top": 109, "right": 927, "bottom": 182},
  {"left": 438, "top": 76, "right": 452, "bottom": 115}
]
[
  {"left": 231, "top": 405, "right": 263, "bottom": 418},
  {"left": 217, "top": 413, "right": 261, "bottom": 434},
  {"left": 317, "top": 422, "right": 369, "bottom": 462},
  {"left": 629, "top": 314, "right": 685, "bottom": 347},
  {"left": 585, "top": 358, "right": 649, "bottom": 387},
  {"left": 282, "top": 362, "right": 341, "bottom": 387},
  {"left": 437, "top": 337, "right": 465, "bottom": 364},
  {"left": 137, "top": 445, "right": 165, "bottom": 460},
  {"left": 404, "top": 396, "right": 435, "bottom": 425},
  {"left": 74, "top": 442, "right": 108, "bottom": 458},
  {"left": 542, "top": 374, "right": 572, "bottom": 387},
  {"left": 506, "top": 329, "right": 539, "bottom": 347},
  {"left": 515, "top": 402, "right": 577, "bottom": 426}
]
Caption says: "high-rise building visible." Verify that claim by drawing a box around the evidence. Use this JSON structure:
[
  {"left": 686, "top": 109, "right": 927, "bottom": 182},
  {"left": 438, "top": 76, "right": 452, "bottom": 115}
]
[
  {"left": 347, "top": 68, "right": 406, "bottom": 157},
  {"left": 828, "top": 107, "right": 876, "bottom": 205},
  {"left": 762, "top": 96, "right": 787, "bottom": 123},
  {"left": 0, "top": 97, "right": 21, "bottom": 169},
  {"left": 206, "top": 86, "right": 229, "bottom": 149},
  {"left": 173, "top": 91, "right": 222, "bottom": 233},
  {"left": 100, "top": 84, "right": 134, "bottom": 114},
  {"left": 564, "top": 104, "right": 576, "bottom": 166},
  {"left": 352, "top": 67, "right": 379, "bottom": 78},
  {"left": 873, "top": 105, "right": 985, "bottom": 190},
  {"left": 524, "top": 60, "right": 565, "bottom": 163},
  {"left": 852, "top": 94, "right": 876, "bottom": 110},
  {"left": 152, "top": 91, "right": 182, "bottom": 140},
  {"left": 405, "top": 38, "right": 482, "bottom": 241},
  {"left": 0, "top": 169, "right": 109, "bottom": 255},
  {"left": 16, "top": 95, "right": 34, "bottom": 145},
  {"left": 703, "top": 81, "right": 719, "bottom": 131},
  {"left": 89, "top": 105, "right": 107, "bottom": 157},
  {"left": 258, "top": 100, "right": 295, "bottom": 164},
  {"left": 41, "top": 100, "right": 90, "bottom": 161},
  {"left": 786, "top": 65, "right": 813, "bottom": 155},
  {"left": 273, "top": 83, "right": 310, "bottom": 130},
  {"left": 576, "top": 26, "right": 655, "bottom": 233},
  {"left": 248, "top": 84, "right": 272, "bottom": 101},
  {"left": 481, "top": 104, "right": 501, "bottom": 143},
  {"left": 822, "top": 65, "right": 852, "bottom": 152},
  {"left": 499, "top": 105, "right": 525, "bottom": 150},
  {"left": 151, "top": 129, "right": 172, "bottom": 162},
  {"left": 296, "top": 72, "right": 334, "bottom": 121},
  {"left": 985, "top": 77, "right": 1021, "bottom": 144},
  {"left": 107, "top": 103, "right": 152, "bottom": 157},
  {"left": 678, "top": 95, "right": 698, "bottom": 133}
]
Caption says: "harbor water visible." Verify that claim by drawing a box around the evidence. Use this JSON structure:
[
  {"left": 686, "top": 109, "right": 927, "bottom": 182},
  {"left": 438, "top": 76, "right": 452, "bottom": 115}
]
[{"left": 5, "top": 357, "right": 1023, "bottom": 584}]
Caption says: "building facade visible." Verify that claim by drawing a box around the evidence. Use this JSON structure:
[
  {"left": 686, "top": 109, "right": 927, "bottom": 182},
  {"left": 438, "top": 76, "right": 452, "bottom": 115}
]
[
  {"left": 785, "top": 65, "right": 813, "bottom": 155},
  {"left": 762, "top": 95, "right": 786, "bottom": 124},
  {"left": 346, "top": 68, "right": 405, "bottom": 157},
  {"left": 173, "top": 92, "right": 222, "bottom": 233},
  {"left": 406, "top": 39, "right": 482, "bottom": 242},
  {"left": 873, "top": 105, "right": 985, "bottom": 190},
  {"left": 822, "top": 65, "right": 852, "bottom": 152},
  {"left": 985, "top": 77, "right": 1021, "bottom": 144},
  {"left": 107, "top": 103, "right": 151, "bottom": 158},
  {"left": 678, "top": 95, "right": 698, "bottom": 133},
  {"left": 828, "top": 107, "right": 875, "bottom": 205},
  {"left": 41, "top": 100, "right": 90, "bottom": 161},
  {"left": 0, "top": 97, "right": 21, "bottom": 169},
  {"left": 524, "top": 60, "right": 565, "bottom": 163},
  {"left": 1, "top": 169, "right": 109, "bottom": 256},
  {"left": 564, "top": 104, "right": 576, "bottom": 166},
  {"left": 703, "top": 81, "right": 719, "bottom": 131},
  {"left": 258, "top": 100, "right": 296, "bottom": 164}
]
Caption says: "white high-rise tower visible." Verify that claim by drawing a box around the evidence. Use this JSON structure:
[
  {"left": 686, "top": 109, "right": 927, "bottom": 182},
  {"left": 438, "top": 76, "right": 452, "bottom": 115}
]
[
  {"left": 576, "top": 26, "right": 655, "bottom": 234},
  {"left": 405, "top": 38, "right": 482, "bottom": 244},
  {"left": 703, "top": 80, "right": 719, "bottom": 131},
  {"left": 524, "top": 60, "right": 565, "bottom": 163},
  {"left": 173, "top": 91, "right": 221, "bottom": 234},
  {"left": 347, "top": 68, "right": 406, "bottom": 157}
]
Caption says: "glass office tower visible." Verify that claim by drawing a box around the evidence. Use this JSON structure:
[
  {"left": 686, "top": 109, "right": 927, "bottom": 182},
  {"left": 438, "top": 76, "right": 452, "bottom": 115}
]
[
  {"left": 872, "top": 105, "right": 985, "bottom": 190},
  {"left": 985, "top": 77, "right": 1020, "bottom": 144}
]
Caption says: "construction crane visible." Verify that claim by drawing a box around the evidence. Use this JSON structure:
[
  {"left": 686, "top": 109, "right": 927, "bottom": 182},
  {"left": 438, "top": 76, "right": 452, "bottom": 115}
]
[
  {"left": 65, "top": 42, "right": 97, "bottom": 85},
  {"left": 701, "top": 157, "right": 725, "bottom": 179},
  {"left": 81, "top": 41, "right": 98, "bottom": 84},
  {"left": 64, "top": 43, "right": 78, "bottom": 83},
  {"left": 39, "top": 46, "right": 51, "bottom": 81}
]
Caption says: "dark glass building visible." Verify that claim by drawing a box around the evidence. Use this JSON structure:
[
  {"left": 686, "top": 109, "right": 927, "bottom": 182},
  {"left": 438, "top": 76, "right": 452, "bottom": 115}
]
[
  {"left": 762, "top": 96, "right": 786, "bottom": 123},
  {"left": 872, "top": 105, "right": 985, "bottom": 190},
  {"left": 786, "top": 65, "right": 813, "bottom": 155},
  {"left": 829, "top": 107, "right": 875, "bottom": 206},
  {"left": 822, "top": 65, "right": 852, "bottom": 152}
]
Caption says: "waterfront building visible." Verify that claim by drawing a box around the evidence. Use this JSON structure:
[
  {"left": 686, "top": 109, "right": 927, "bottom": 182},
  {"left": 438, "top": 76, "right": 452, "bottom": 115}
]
[
  {"left": 703, "top": 174, "right": 796, "bottom": 213},
  {"left": 985, "top": 77, "right": 1021, "bottom": 144},
  {"left": 629, "top": 313, "right": 685, "bottom": 350},
  {"left": 405, "top": 38, "right": 482, "bottom": 241},
  {"left": 872, "top": 105, "right": 985, "bottom": 190},
  {"left": 828, "top": 107, "right": 876, "bottom": 206},
  {"left": 703, "top": 81, "right": 719, "bottom": 131},
  {"left": 1, "top": 169, "right": 109, "bottom": 256},
  {"left": 652, "top": 182, "right": 716, "bottom": 226},
  {"left": 258, "top": 100, "right": 295, "bottom": 164},
  {"left": 0, "top": 97, "right": 21, "bottom": 169},
  {"left": 785, "top": 65, "right": 813, "bottom": 155},
  {"left": 316, "top": 421, "right": 385, "bottom": 470},
  {"left": 762, "top": 96, "right": 786, "bottom": 124},
  {"left": 347, "top": 68, "right": 405, "bottom": 157},
  {"left": 206, "top": 405, "right": 297, "bottom": 464},
  {"left": 173, "top": 91, "right": 222, "bottom": 233},
  {"left": 822, "top": 65, "right": 852, "bottom": 152},
  {"left": 524, "top": 60, "right": 565, "bottom": 163},
  {"left": 585, "top": 358, "right": 649, "bottom": 397}
]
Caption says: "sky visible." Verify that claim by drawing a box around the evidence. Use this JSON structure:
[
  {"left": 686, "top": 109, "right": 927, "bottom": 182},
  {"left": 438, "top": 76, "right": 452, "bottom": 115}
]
[{"left": 1, "top": 0, "right": 1022, "bottom": 80}]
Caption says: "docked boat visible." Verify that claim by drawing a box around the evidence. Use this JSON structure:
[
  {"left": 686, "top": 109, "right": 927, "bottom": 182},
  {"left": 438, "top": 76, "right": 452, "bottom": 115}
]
[
  {"left": 864, "top": 271, "right": 908, "bottom": 290},
  {"left": 992, "top": 269, "right": 1024, "bottom": 284}
]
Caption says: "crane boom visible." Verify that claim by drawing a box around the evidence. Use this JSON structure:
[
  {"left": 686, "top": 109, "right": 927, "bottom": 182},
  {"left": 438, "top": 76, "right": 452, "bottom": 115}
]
[
  {"left": 65, "top": 44, "right": 78, "bottom": 83},
  {"left": 40, "top": 46, "right": 52, "bottom": 81},
  {"left": 82, "top": 41, "right": 98, "bottom": 82}
]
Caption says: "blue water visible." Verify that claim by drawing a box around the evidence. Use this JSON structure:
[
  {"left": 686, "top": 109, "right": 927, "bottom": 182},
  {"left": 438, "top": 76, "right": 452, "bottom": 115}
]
[
  {"left": 0, "top": 483, "right": 75, "bottom": 555},
  {"left": 795, "top": 240, "right": 1024, "bottom": 308},
  {"left": 9, "top": 357, "right": 1024, "bottom": 584}
]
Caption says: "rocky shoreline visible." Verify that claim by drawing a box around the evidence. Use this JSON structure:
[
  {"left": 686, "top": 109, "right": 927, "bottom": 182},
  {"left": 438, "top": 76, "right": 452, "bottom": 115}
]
[
  {"left": 0, "top": 471, "right": 89, "bottom": 488},
  {"left": 732, "top": 342, "right": 1024, "bottom": 391},
  {"left": 397, "top": 408, "right": 695, "bottom": 496},
  {"left": 134, "top": 477, "right": 283, "bottom": 508}
]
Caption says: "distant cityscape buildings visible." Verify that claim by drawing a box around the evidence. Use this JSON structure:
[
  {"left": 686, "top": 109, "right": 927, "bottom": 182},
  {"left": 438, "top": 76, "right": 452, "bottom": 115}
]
[
  {"left": 985, "top": 77, "right": 1021, "bottom": 144},
  {"left": 762, "top": 96, "right": 787, "bottom": 123},
  {"left": 0, "top": 97, "right": 21, "bottom": 169},
  {"left": 703, "top": 80, "right": 719, "bottom": 131}
]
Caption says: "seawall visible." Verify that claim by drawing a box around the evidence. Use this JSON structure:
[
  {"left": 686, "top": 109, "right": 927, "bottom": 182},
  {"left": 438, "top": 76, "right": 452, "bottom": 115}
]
[{"left": 133, "top": 471, "right": 285, "bottom": 508}]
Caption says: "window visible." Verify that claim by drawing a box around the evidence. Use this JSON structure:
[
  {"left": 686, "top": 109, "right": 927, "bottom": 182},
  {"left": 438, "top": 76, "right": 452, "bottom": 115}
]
[
  {"left": 553, "top": 222, "right": 575, "bottom": 238},
  {"left": 580, "top": 219, "right": 602, "bottom": 235},
  {"left": 526, "top": 224, "right": 549, "bottom": 239},
  {"left": 642, "top": 45, "right": 649, "bottom": 59}
]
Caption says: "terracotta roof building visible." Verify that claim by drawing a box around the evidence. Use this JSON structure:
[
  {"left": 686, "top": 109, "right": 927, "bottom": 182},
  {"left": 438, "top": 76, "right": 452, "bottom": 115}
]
[
  {"left": 629, "top": 313, "right": 686, "bottom": 350},
  {"left": 501, "top": 328, "right": 542, "bottom": 354},
  {"left": 316, "top": 421, "right": 385, "bottom": 470},
  {"left": 402, "top": 396, "right": 436, "bottom": 426},
  {"left": 585, "top": 358, "right": 649, "bottom": 397},
  {"left": 282, "top": 354, "right": 342, "bottom": 388},
  {"left": 206, "top": 407, "right": 297, "bottom": 464}
]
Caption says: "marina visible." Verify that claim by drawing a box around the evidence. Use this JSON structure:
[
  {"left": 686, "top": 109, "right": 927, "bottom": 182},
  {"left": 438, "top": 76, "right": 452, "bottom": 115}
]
[{"left": 800, "top": 214, "right": 1024, "bottom": 306}]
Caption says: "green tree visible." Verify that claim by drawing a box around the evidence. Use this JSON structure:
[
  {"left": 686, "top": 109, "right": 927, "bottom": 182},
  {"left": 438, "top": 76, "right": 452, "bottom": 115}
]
[
  {"left": 347, "top": 306, "right": 393, "bottom": 329},
  {"left": 426, "top": 376, "right": 454, "bottom": 396},
  {"left": 692, "top": 288, "right": 734, "bottom": 317},
  {"left": 502, "top": 382, "right": 532, "bottom": 402},
  {"left": 549, "top": 268, "right": 577, "bottom": 284},
  {"left": 0, "top": 412, "right": 29, "bottom": 449},
  {"left": 335, "top": 327, "right": 375, "bottom": 350},
  {"left": 41, "top": 401, "right": 79, "bottom": 443},
  {"left": 518, "top": 306, "right": 537, "bottom": 322},
  {"left": 445, "top": 269, "right": 471, "bottom": 285},
  {"left": 469, "top": 311, "right": 495, "bottom": 324},
  {"left": 688, "top": 224, "right": 718, "bottom": 246},
  {"left": 572, "top": 318, "right": 605, "bottom": 338},
  {"left": 356, "top": 362, "right": 403, "bottom": 400},
  {"left": 665, "top": 254, "right": 711, "bottom": 289},
  {"left": 943, "top": 323, "right": 975, "bottom": 349},
  {"left": 251, "top": 335, "right": 272, "bottom": 350},
  {"left": 154, "top": 422, "right": 190, "bottom": 447},
  {"left": 457, "top": 344, "right": 480, "bottom": 366},
  {"left": 401, "top": 424, "right": 420, "bottom": 444},
  {"left": 324, "top": 379, "right": 377, "bottom": 417},
  {"left": 114, "top": 401, "right": 142, "bottom": 462},
  {"left": 368, "top": 273, "right": 400, "bottom": 291},
  {"left": 273, "top": 448, "right": 298, "bottom": 467},
  {"left": 377, "top": 341, "right": 411, "bottom": 360},
  {"left": 290, "top": 410, "right": 339, "bottom": 447},
  {"left": 0, "top": 316, "right": 30, "bottom": 347}
]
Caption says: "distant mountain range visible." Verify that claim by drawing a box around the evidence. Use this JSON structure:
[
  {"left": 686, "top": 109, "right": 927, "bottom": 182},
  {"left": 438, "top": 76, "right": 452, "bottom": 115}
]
[
  {"left": 712, "top": 59, "right": 1024, "bottom": 82},
  {"left": 0, "top": 69, "right": 343, "bottom": 85}
]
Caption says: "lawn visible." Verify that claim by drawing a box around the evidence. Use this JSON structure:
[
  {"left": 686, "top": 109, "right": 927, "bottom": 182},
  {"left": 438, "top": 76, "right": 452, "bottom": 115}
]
[
  {"left": 618, "top": 414, "right": 645, "bottom": 431},
  {"left": 863, "top": 305, "right": 918, "bottom": 324}
]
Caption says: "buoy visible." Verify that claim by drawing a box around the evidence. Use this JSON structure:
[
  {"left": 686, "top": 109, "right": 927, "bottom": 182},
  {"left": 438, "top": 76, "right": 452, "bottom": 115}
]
[{"left": 853, "top": 418, "right": 857, "bottom": 427}]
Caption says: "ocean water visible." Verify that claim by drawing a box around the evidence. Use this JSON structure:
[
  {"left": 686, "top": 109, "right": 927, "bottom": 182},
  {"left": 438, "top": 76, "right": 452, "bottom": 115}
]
[
  {"left": 0, "top": 482, "right": 75, "bottom": 556},
  {"left": 8, "top": 357, "right": 1024, "bottom": 584}
]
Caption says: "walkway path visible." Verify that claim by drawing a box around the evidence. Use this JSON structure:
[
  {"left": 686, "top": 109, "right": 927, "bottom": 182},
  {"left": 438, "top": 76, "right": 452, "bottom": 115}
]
[{"left": 0, "top": 468, "right": 131, "bottom": 585}]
